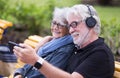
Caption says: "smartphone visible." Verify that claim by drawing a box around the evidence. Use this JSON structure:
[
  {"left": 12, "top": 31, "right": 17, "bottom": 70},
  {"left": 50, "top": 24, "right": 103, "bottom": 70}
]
[{"left": 8, "top": 41, "right": 23, "bottom": 53}]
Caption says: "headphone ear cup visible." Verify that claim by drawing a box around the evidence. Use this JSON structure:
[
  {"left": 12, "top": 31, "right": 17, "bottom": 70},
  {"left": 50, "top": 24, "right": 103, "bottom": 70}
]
[{"left": 86, "top": 16, "right": 97, "bottom": 28}]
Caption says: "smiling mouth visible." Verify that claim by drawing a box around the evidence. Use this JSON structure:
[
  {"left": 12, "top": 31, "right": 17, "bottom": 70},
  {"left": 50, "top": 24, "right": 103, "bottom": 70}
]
[
  {"left": 72, "top": 33, "right": 79, "bottom": 38},
  {"left": 53, "top": 31, "right": 61, "bottom": 34}
]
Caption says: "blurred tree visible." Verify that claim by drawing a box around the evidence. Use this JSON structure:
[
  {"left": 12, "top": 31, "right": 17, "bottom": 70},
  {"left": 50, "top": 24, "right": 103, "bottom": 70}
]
[
  {"left": 81, "top": 0, "right": 116, "bottom": 6},
  {"left": 98, "top": 0, "right": 112, "bottom": 5}
]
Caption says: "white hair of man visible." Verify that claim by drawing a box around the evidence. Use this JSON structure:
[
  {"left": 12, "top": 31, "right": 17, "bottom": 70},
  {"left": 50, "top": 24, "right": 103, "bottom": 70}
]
[
  {"left": 52, "top": 7, "right": 70, "bottom": 27},
  {"left": 66, "top": 4, "right": 101, "bottom": 35}
]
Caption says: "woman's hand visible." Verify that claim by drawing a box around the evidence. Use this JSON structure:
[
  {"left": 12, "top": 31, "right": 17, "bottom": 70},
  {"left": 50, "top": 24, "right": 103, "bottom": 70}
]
[
  {"left": 13, "top": 43, "right": 39, "bottom": 65},
  {"left": 35, "top": 36, "right": 53, "bottom": 51},
  {"left": 42, "top": 36, "right": 53, "bottom": 43}
]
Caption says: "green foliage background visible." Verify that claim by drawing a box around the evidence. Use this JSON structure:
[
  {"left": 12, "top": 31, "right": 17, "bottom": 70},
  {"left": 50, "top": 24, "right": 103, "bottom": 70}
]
[
  {"left": 0, "top": 0, "right": 120, "bottom": 55},
  {"left": 95, "top": 6, "right": 120, "bottom": 54}
]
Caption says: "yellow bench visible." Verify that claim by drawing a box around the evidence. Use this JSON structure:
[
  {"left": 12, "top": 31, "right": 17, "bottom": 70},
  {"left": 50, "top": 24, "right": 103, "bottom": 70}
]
[
  {"left": 114, "top": 61, "right": 120, "bottom": 78},
  {"left": 24, "top": 35, "right": 44, "bottom": 48},
  {"left": 0, "top": 19, "right": 13, "bottom": 40}
]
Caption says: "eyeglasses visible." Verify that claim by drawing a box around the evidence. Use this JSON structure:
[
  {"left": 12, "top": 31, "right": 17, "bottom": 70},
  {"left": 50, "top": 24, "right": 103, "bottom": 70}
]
[
  {"left": 51, "top": 21, "right": 67, "bottom": 29},
  {"left": 67, "top": 20, "right": 83, "bottom": 29}
]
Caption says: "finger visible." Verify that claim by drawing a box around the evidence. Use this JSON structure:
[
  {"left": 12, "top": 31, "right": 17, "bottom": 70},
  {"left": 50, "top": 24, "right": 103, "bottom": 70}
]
[
  {"left": 14, "top": 46, "right": 22, "bottom": 52},
  {"left": 19, "top": 43, "right": 33, "bottom": 49},
  {"left": 14, "top": 49, "right": 22, "bottom": 58}
]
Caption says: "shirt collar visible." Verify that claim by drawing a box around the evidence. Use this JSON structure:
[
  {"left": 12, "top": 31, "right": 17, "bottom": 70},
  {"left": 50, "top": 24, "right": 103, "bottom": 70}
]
[{"left": 77, "top": 37, "right": 104, "bottom": 52}]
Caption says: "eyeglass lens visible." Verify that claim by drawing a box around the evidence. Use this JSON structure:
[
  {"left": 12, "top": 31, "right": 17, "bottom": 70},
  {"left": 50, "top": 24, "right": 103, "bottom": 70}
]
[
  {"left": 68, "top": 20, "right": 82, "bottom": 29},
  {"left": 51, "top": 21, "right": 66, "bottom": 28}
]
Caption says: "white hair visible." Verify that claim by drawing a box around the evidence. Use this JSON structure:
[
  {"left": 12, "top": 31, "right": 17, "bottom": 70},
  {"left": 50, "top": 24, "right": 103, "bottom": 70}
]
[
  {"left": 52, "top": 7, "right": 70, "bottom": 26},
  {"left": 66, "top": 4, "right": 101, "bottom": 35}
]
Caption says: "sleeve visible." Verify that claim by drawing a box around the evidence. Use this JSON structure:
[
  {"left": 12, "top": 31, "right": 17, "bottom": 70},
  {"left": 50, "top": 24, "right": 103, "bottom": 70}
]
[
  {"left": 45, "top": 44, "right": 74, "bottom": 69},
  {"left": 14, "top": 68, "right": 25, "bottom": 77},
  {"left": 14, "top": 64, "right": 32, "bottom": 77}
]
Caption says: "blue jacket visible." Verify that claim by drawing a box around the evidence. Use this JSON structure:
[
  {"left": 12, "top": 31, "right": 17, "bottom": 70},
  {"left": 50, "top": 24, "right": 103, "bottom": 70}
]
[{"left": 14, "top": 43, "right": 75, "bottom": 78}]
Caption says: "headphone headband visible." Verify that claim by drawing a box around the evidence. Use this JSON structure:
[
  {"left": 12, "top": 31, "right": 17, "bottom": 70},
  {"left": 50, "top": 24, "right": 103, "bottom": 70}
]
[{"left": 86, "top": 5, "right": 92, "bottom": 16}]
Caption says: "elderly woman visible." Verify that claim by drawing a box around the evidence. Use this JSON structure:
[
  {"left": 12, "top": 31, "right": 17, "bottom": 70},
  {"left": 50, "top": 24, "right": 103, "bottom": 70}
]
[{"left": 14, "top": 7, "right": 75, "bottom": 78}]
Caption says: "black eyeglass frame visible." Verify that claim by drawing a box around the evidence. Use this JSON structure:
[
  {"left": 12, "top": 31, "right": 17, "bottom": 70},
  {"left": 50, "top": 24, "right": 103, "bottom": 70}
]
[
  {"left": 51, "top": 21, "right": 67, "bottom": 29},
  {"left": 67, "top": 20, "right": 83, "bottom": 29}
]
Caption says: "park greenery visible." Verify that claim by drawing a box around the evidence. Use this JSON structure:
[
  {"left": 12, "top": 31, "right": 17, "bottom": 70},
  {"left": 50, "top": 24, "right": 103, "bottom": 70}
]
[{"left": 0, "top": 0, "right": 120, "bottom": 57}]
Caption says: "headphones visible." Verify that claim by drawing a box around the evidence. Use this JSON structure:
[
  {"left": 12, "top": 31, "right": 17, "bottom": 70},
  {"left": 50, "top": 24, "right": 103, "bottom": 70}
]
[{"left": 85, "top": 5, "right": 97, "bottom": 28}]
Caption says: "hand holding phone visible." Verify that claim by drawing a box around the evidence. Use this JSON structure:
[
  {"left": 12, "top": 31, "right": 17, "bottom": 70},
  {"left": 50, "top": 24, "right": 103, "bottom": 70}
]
[{"left": 8, "top": 41, "right": 23, "bottom": 53}]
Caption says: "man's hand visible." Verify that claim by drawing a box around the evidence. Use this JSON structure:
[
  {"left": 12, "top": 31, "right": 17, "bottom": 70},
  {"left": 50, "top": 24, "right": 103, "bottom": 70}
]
[
  {"left": 14, "top": 75, "right": 22, "bottom": 78},
  {"left": 13, "top": 43, "right": 39, "bottom": 66}
]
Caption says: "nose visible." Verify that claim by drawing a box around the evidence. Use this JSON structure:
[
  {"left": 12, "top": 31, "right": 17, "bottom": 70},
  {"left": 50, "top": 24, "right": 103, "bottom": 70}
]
[{"left": 69, "top": 27, "right": 75, "bottom": 34}]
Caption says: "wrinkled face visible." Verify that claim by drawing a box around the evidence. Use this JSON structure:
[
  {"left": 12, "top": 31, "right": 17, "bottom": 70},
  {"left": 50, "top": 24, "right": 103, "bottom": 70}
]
[
  {"left": 51, "top": 20, "right": 69, "bottom": 38},
  {"left": 67, "top": 14, "right": 89, "bottom": 47}
]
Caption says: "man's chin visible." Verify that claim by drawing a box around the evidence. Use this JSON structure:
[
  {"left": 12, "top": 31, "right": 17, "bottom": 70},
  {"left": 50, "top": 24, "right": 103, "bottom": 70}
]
[{"left": 74, "top": 41, "right": 81, "bottom": 47}]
